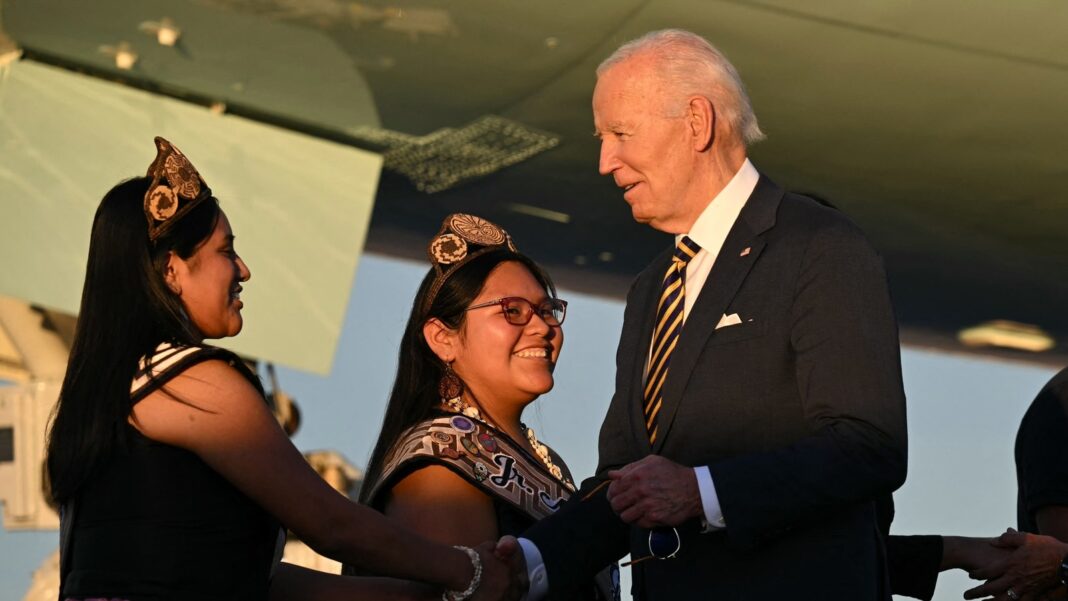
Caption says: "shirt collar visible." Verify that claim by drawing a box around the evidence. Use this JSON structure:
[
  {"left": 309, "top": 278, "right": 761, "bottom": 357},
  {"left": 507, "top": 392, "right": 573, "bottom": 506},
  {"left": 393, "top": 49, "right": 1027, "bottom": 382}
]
[{"left": 677, "top": 158, "right": 759, "bottom": 257}]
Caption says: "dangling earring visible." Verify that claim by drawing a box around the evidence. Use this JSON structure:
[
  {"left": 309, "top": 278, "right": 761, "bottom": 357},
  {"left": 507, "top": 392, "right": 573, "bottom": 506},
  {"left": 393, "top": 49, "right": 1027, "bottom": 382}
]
[
  {"left": 439, "top": 362, "right": 464, "bottom": 410},
  {"left": 439, "top": 363, "right": 480, "bottom": 420}
]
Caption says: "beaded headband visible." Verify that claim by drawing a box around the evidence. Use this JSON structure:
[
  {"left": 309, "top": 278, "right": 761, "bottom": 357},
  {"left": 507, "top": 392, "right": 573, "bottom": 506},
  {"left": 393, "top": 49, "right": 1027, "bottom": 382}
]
[
  {"left": 143, "top": 136, "right": 213, "bottom": 242},
  {"left": 421, "top": 213, "right": 518, "bottom": 315}
]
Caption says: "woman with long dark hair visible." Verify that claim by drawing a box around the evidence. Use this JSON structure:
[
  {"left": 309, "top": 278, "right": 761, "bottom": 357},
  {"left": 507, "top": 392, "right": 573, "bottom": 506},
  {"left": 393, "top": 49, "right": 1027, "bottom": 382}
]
[
  {"left": 47, "top": 138, "right": 514, "bottom": 601},
  {"left": 355, "top": 214, "right": 617, "bottom": 600}
]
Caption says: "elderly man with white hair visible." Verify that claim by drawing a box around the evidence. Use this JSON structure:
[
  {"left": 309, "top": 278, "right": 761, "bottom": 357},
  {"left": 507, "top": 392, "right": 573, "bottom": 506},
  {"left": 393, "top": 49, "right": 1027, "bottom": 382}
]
[{"left": 511, "top": 28, "right": 909, "bottom": 601}]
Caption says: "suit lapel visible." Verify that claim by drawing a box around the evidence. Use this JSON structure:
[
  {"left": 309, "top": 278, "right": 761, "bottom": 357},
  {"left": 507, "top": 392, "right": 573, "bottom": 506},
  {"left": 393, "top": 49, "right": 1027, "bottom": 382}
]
[{"left": 652, "top": 175, "right": 784, "bottom": 452}]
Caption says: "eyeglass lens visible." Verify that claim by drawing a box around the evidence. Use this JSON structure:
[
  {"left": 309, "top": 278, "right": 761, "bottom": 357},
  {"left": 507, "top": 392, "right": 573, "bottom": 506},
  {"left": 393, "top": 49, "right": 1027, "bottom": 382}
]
[
  {"left": 501, "top": 298, "right": 566, "bottom": 326},
  {"left": 621, "top": 527, "right": 680, "bottom": 567},
  {"left": 648, "top": 528, "right": 681, "bottom": 558}
]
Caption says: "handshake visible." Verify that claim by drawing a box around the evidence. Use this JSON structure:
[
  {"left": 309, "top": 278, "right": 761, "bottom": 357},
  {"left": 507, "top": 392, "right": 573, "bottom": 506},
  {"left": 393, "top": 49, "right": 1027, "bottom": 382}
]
[
  {"left": 447, "top": 536, "right": 529, "bottom": 601},
  {"left": 946, "top": 530, "right": 1068, "bottom": 601}
]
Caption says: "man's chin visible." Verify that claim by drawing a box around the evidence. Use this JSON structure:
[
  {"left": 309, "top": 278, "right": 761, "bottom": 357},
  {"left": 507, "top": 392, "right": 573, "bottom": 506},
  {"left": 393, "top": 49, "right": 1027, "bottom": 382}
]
[
  {"left": 627, "top": 202, "right": 687, "bottom": 233},
  {"left": 629, "top": 206, "right": 653, "bottom": 225},
  {"left": 633, "top": 214, "right": 676, "bottom": 234},
  {"left": 628, "top": 203, "right": 662, "bottom": 228}
]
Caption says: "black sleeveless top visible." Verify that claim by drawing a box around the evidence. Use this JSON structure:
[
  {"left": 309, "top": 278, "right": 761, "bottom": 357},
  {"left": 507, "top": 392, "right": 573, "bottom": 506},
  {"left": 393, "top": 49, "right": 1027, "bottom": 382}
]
[{"left": 62, "top": 344, "right": 282, "bottom": 601}]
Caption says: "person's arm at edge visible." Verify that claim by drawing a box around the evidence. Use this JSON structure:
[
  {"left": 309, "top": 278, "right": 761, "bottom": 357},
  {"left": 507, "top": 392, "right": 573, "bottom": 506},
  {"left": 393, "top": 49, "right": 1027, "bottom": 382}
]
[{"left": 1036, "top": 506, "right": 1068, "bottom": 542}]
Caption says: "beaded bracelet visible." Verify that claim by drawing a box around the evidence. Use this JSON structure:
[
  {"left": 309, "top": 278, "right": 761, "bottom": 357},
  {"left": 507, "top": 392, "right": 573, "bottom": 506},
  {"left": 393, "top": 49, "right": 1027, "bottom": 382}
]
[{"left": 443, "top": 545, "right": 482, "bottom": 601}]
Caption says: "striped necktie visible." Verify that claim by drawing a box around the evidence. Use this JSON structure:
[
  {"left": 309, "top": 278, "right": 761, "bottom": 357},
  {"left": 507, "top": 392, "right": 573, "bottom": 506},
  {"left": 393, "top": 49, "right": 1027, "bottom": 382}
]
[{"left": 644, "top": 236, "right": 702, "bottom": 444}]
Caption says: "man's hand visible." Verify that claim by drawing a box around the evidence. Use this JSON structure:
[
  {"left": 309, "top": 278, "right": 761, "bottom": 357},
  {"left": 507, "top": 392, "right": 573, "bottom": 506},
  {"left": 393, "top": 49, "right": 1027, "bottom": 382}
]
[
  {"left": 472, "top": 539, "right": 528, "bottom": 601},
  {"left": 606, "top": 455, "right": 703, "bottom": 528},
  {"left": 963, "top": 529, "right": 1068, "bottom": 601}
]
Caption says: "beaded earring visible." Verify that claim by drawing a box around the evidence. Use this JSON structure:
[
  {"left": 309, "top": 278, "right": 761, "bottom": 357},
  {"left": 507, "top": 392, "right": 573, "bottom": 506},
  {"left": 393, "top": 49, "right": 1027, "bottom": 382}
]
[
  {"left": 439, "top": 362, "right": 464, "bottom": 407},
  {"left": 439, "top": 363, "right": 482, "bottom": 420}
]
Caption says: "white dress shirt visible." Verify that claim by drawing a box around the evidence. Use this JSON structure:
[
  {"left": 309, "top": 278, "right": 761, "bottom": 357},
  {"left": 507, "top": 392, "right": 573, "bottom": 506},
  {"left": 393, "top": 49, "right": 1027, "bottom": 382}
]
[
  {"left": 673, "top": 158, "right": 758, "bottom": 531},
  {"left": 520, "top": 159, "right": 760, "bottom": 599}
]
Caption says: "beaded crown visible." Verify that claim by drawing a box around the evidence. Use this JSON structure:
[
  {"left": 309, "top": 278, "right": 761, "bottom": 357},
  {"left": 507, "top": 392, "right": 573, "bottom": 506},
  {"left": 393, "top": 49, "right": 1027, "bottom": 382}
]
[
  {"left": 421, "top": 213, "right": 518, "bottom": 315},
  {"left": 143, "top": 137, "right": 213, "bottom": 242}
]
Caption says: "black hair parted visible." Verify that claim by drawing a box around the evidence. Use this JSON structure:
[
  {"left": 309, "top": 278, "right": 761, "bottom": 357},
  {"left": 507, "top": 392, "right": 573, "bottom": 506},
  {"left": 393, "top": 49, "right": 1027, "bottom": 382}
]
[
  {"left": 46, "top": 176, "right": 221, "bottom": 503},
  {"left": 359, "top": 249, "right": 556, "bottom": 504}
]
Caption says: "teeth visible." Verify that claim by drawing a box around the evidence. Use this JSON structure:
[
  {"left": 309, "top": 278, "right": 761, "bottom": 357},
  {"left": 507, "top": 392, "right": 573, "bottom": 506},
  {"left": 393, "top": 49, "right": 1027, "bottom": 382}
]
[{"left": 515, "top": 348, "right": 548, "bottom": 358}]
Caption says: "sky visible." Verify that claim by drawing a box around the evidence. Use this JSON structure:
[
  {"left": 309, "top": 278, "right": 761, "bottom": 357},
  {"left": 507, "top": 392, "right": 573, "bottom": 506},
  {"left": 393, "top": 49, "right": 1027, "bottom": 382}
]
[{"left": 0, "top": 252, "right": 1058, "bottom": 601}]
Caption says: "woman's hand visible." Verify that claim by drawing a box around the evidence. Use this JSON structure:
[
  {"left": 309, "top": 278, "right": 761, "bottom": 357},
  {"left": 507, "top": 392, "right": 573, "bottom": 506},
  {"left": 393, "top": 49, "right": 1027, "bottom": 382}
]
[{"left": 470, "top": 539, "right": 528, "bottom": 601}]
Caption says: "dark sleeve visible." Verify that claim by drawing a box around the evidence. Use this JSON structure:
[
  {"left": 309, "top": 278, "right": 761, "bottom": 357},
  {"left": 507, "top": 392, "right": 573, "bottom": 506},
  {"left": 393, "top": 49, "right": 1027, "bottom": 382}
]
[
  {"left": 887, "top": 535, "right": 943, "bottom": 601},
  {"left": 1016, "top": 371, "right": 1068, "bottom": 527},
  {"left": 523, "top": 476, "right": 629, "bottom": 599},
  {"left": 523, "top": 275, "right": 649, "bottom": 596},
  {"left": 709, "top": 216, "right": 909, "bottom": 549}
]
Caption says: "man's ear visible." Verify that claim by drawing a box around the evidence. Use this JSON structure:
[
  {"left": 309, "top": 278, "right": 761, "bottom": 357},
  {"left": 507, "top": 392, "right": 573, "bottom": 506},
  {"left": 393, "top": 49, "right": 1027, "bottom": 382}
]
[
  {"left": 688, "top": 96, "right": 715, "bottom": 152},
  {"left": 164, "top": 251, "right": 183, "bottom": 295},
  {"left": 423, "top": 318, "right": 458, "bottom": 362}
]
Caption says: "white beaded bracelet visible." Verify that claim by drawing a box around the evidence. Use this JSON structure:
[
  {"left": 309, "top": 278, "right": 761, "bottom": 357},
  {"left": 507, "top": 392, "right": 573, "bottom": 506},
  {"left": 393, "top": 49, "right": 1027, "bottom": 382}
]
[{"left": 443, "top": 545, "right": 482, "bottom": 601}]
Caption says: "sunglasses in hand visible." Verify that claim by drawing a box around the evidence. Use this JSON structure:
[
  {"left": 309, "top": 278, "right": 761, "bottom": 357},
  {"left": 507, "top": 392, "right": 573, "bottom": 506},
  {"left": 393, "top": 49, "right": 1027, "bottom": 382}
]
[
  {"left": 580, "top": 481, "right": 681, "bottom": 567},
  {"left": 622, "top": 528, "right": 681, "bottom": 567}
]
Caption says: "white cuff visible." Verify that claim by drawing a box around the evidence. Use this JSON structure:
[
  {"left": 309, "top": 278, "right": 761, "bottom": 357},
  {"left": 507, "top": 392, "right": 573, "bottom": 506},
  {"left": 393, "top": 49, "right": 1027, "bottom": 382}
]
[
  {"left": 694, "top": 466, "right": 726, "bottom": 532},
  {"left": 517, "top": 537, "right": 549, "bottom": 601}
]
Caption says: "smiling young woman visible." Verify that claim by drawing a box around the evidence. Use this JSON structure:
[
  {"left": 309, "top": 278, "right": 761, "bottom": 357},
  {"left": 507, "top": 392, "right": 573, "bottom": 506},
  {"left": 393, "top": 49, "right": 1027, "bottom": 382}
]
[
  {"left": 163, "top": 210, "right": 249, "bottom": 340},
  {"left": 352, "top": 214, "right": 618, "bottom": 600},
  {"left": 45, "top": 139, "right": 516, "bottom": 601}
]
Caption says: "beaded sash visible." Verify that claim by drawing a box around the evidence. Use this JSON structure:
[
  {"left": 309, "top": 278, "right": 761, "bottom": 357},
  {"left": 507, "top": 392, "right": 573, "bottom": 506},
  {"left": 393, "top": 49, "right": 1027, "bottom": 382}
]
[
  {"left": 367, "top": 414, "right": 573, "bottom": 519},
  {"left": 367, "top": 414, "right": 621, "bottom": 600}
]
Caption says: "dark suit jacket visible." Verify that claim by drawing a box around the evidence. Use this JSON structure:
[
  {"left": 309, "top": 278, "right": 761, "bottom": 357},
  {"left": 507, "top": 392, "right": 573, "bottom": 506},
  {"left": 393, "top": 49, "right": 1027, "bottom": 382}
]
[{"left": 525, "top": 175, "right": 908, "bottom": 600}]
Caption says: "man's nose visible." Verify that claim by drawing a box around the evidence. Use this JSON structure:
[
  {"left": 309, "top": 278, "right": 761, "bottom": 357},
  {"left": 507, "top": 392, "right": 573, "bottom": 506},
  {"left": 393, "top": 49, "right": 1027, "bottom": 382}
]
[{"left": 598, "top": 140, "right": 620, "bottom": 176}]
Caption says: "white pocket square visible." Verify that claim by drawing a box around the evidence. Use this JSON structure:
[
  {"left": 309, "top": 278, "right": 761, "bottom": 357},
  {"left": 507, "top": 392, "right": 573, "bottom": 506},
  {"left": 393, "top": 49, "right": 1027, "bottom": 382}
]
[{"left": 716, "top": 313, "right": 742, "bottom": 330}]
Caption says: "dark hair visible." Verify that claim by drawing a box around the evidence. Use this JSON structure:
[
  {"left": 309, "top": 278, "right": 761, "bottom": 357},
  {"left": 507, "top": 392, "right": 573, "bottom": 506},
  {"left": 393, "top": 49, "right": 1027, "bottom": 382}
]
[
  {"left": 359, "top": 250, "right": 556, "bottom": 504},
  {"left": 46, "top": 177, "right": 221, "bottom": 503}
]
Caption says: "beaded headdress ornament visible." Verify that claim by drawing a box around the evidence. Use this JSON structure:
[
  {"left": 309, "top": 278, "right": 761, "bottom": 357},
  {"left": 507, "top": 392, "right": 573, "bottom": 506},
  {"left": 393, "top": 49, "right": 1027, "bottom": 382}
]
[
  {"left": 142, "top": 136, "right": 213, "bottom": 242},
  {"left": 421, "top": 213, "right": 518, "bottom": 315}
]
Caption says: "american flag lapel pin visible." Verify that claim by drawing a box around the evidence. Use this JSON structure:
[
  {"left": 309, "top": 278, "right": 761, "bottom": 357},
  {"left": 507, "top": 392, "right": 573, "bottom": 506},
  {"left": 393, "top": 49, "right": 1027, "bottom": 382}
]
[{"left": 740, "top": 247, "right": 751, "bottom": 257}]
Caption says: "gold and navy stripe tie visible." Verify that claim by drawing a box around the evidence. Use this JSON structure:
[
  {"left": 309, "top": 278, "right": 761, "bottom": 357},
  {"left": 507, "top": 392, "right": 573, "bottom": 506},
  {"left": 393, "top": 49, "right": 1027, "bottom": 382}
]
[{"left": 644, "top": 236, "right": 702, "bottom": 444}]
